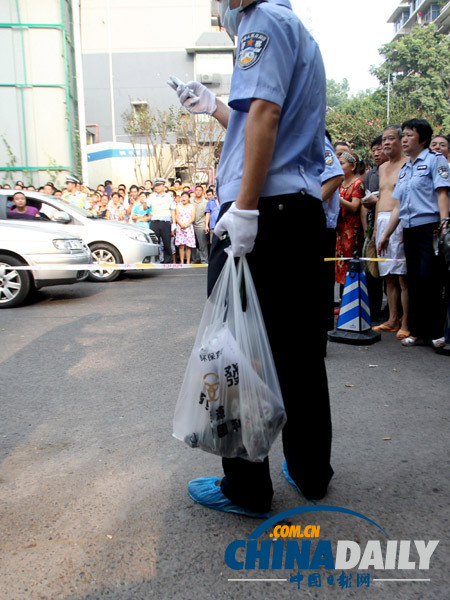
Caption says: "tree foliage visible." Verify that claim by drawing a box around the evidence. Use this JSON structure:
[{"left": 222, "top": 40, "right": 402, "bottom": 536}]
[
  {"left": 326, "top": 78, "right": 350, "bottom": 108},
  {"left": 371, "top": 24, "right": 450, "bottom": 130},
  {"left": 326, "top": 24, "right": 450, "bottom": 157},
  {"left": 122, "top": 105, "right": 180, "bottom": 182},
  {"left": 326, "top": 90, "right": 430, "bottom": 159},
  {"left": 122, "top": 104, "right": 224, "bottom": 184}
]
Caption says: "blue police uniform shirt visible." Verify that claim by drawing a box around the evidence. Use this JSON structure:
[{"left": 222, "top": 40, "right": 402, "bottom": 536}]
[
  {"left": 216, "top": 0, "right": 326, "bottom": 205},
  {"left": 321, "top": 138, "right": 343, "bottom": 229},
  {"left": 205, "top": 197, "right": 221, "bottom": 229},
  {"left": 393, "top": 148, "right": 450, "bottom": 228}
]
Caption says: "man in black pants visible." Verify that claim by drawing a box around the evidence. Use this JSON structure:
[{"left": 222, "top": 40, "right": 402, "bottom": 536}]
[
  {"left": 149, "top": 178, "right": 173, "bottom": 264},
  {"left": 173, "top": 0, "right": 333, "bottom": 517}
]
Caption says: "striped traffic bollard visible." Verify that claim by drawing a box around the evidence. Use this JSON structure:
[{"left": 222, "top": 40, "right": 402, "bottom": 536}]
[{"left": 328, "top": 255, "right": 381, "bottom": 345}]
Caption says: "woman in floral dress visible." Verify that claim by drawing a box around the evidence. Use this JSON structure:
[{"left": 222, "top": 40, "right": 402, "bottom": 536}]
[
  {"left": 175, "top": 191, "right": 196, "bottom": 264},
  {"left": 335, "top": 152, "right": 365, "bottom": 286}
]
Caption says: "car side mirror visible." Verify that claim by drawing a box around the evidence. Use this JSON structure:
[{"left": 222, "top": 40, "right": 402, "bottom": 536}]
[{"left": 52, "top": 211, "right": 71, "bottom": 224}]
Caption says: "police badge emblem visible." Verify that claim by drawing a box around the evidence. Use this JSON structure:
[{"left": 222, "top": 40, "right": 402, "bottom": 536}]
[
  {"left": 238, "top": 32, "right": 270, "bottom": 70},
  {"left": 325, "top": 151, "right": 334, "bottom": 166},
  {"left": 438, "top": 165, "right": 449, "bottom": 179}
]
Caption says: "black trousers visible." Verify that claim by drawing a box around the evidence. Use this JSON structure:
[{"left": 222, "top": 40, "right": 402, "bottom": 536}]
[
  {"left": 207, "top": 194, "right": 334, "bottom": 512},
  {"left": 151, "top": 220, "right": 172, "bottom": 263},
  {"left": 403, "top": 222, "right": 446, "bottom": 340}
]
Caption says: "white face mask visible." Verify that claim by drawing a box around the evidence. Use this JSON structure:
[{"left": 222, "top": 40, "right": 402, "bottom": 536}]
[{"left": 219, "top": 0, "right": 244, "bottom": 38}]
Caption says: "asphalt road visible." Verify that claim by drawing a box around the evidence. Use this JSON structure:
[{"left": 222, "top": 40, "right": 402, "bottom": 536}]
[{"left": 0, "top": 269, "right": 448, "bottom": 600}]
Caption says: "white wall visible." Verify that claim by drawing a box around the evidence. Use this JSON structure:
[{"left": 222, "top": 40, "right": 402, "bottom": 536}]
[{"left": 81, "top": 0, "right": 212, "bottom": 54}]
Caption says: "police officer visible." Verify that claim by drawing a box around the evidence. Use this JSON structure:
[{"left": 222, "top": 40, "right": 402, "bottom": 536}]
[
  {"left": 149, "top": 177, "right": 173, "bottom": 263},
  {"left": 173, "top": 0, "right": 333, "bottom": 517},
  {"left": 378, "top": 119, "right": 449, "bottom": 347},
  {"left": 62, "top": 176, "right": 87, "bottom": 209}
]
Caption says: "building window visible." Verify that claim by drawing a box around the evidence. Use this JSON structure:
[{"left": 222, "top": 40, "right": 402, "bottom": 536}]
[
  {"left": 395, "top": 10, "right": 411, "bottom": 32},
  {"left": 130, "top": 100, "right": 148, "bottom": 116},
  {"left": 423, "top": 4, "right": 440, "bottom": 23}
]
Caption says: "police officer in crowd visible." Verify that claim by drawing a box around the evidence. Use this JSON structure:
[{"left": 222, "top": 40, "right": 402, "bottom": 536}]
[
  {"left": 172, "top": 0, "right": 333, "bottom": 517},
  {"left": 62, "top": 176, "right": 87, "bottom": 209},
  {"left": 149, "top": 177, "right": 174, "bottom": 264}
]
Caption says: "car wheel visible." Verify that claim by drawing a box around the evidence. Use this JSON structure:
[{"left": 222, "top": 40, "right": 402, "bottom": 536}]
[
  {"left": 0, "top": 254, "right": 31, "bottom": 308},
  {"left": 88, "top": 243, "right": 122, "bottom": 282}
]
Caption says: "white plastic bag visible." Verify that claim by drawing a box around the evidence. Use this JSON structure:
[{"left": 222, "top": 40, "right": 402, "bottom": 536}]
[{"left": 173, "top": 249, "right": 286, "bottom": 462}]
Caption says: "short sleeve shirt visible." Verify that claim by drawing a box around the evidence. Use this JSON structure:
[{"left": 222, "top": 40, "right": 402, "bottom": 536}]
[
  {"left": 216, "top": 0, "right": 326, "bottom": 204},
  {"left": 132, "top": 203, "right": 152, "bottom": 229},
  {"left": 321, "top": 138, "right": 343, "bottom": 229},
  {"left": 62, "top": 191, "right": 86, "bottom": 209},
  {"left": 205, "top": 198, "right": 221, "bottom": 229},
  {"left": 192, "top": 198, "right": 208, "bottom": 228},
  {"left": 364, "top": 167, "right": 380, "bottom": 194},
  {"left": 11, "top": 205, "right": 39, "bottom": 217},
  {"left": 393, "top": 149, "right": 450, "bottom": 228},
  {"left": 149, "top": 193, "right": 172, "bottom": 221}
]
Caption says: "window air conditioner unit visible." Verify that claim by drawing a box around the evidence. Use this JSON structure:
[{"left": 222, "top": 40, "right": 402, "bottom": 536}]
[
  {"left": 200, "top": 73, "right": 214, "bottom": 84},
  {"left": 200, "top": 73, "right": 222, "bottom": 85}
]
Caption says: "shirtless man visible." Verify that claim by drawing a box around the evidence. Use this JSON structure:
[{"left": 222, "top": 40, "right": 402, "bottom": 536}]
[{"left": 373, "top": 125, "right": 409, "bottom": 338}]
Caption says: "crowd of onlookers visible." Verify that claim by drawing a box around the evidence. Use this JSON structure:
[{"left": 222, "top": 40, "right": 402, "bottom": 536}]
[
  {"left": 2, "top": 121, "right": 449, "bottom": 351},
  {"left": 2, "top": 175, "right": 221, "bottom": 266},
  {"left": 325, "top": 121, "right": 449, "bottom": 352}
]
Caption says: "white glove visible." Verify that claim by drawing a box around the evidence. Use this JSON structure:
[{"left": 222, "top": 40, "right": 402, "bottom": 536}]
[
  {"left": 214, "top": 203, "right": 259, "bottom": 257},
  {"left": 177, "top": 81, "right": 217, "bottom": 115}
]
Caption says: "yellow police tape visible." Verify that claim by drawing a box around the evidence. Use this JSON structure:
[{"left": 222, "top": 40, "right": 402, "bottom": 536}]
[
  {"left": 3, "top": 258, "right": 406, "bottom": 271},
  {"left": 4, "top": 263, "right": 208, "bottom": 271},
  {"left": 325, "top": 257, "right": 406, "bottom": 262}
]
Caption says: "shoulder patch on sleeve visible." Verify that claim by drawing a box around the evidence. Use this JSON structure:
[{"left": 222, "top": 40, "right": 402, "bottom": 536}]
[
  {"left": 325, "top": 151, "right": 334, "bottom": 166},
  {"left": 438, "top": 165, "right": 449, "bottom": 179},
  {"left": 238, "top": 32, "right": 270, "bottom": 70}
]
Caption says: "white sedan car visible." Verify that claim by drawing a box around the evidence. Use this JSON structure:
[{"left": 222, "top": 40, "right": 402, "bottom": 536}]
[
  {"left": 0, "top": 221, "right": 90, "bottom": 308},
  {"left": 0, "top": 190, "right": 160, "bottom": 282}
]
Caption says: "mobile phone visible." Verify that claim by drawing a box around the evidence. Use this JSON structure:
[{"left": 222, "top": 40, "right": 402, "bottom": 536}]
[
  {"left": 167, "top": 75, "right": 184, "bottom": 90},
  {"left": 167, "top": 75, "right": 196, "bottom": 99}
]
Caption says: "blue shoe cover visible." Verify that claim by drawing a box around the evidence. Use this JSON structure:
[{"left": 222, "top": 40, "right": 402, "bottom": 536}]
[
  {"left": 282, "top": 459, "right": 317, "bottom": 504},
  {"left": 188, "top": 477, "right": 270, "bottom": 518}
]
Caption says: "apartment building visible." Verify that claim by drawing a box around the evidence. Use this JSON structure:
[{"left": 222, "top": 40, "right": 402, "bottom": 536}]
[
  {"left": 0, "top": 0, "right": 84, "bottom": 187},
  {"left": 81, "top": 0, "right": 234, "bottom": 145},
  {"left": 388, "top": 0, "right": 450, "bottom": 40}
]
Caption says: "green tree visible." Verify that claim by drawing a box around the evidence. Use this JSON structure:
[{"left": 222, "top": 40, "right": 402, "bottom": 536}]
[
  {"left": 326, "top": 78, "right": 350, "bottom": 108},
  {"left": 371, "top": 24, "right": 450, "bottom": 130},
  {"left": 326, "top": 90, "right": 427, "bottom": 159},
  {"left": 122, "top": 104, "right": 180, "bottom": 182}
]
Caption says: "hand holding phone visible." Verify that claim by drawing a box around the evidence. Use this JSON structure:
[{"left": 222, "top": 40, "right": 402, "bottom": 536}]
[
  {"left": 167, "top": 77, "right": 217, "bottom": 115},
  {"left": 167, "top": 75, "right": 196, "bottom": 98}
]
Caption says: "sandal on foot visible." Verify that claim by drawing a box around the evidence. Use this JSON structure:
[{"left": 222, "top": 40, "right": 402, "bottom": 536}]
[
  {"left": 401, "top": 336, "right": 425, "bottom": 347},
  {"left": 431, "top": 337, "right": 446, "bottom": 349},
  {"left": 373, "top": 323, "right": 399, "bottom": 333},
  {"left": 396, "top": 329, "right": 410, "bottom": 340}
]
